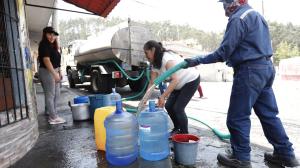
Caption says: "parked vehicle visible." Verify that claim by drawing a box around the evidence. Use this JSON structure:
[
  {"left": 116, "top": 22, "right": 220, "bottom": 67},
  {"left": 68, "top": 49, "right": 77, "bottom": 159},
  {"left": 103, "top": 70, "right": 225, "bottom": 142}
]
[{"left": 66, "top": 21, "right": 153, "bottom": 93}]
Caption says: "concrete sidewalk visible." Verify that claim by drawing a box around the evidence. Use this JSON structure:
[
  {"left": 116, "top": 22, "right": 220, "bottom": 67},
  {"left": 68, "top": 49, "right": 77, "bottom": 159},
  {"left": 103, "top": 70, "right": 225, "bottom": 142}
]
[{"left": 11, "top": 84, "right": 286, "bottom": 168}]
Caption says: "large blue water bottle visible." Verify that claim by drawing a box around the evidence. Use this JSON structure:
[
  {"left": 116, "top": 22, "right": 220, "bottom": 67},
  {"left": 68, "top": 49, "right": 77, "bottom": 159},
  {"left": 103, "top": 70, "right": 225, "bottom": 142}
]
[
  {"left": 109, "top": 88, "right": 121, "bottom": 106},
  {"left": 104, "top": 100, "right": 138, "bottom": 166},
  {"left": 138, "top": 100, "right": 170, "bottom": 161}
]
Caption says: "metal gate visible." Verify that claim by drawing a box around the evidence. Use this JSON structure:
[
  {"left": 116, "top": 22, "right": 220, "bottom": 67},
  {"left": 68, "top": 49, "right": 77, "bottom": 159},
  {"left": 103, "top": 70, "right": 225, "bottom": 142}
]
[{"left": 0, "top": 0, "right": 28, "bottom": 127}]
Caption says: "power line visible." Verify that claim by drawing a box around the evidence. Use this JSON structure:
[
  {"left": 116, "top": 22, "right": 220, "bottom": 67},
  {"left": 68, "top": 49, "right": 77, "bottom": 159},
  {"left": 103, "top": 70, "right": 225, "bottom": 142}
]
[{"left": 129, "top": 0, "right": 156, "bottom": 8}]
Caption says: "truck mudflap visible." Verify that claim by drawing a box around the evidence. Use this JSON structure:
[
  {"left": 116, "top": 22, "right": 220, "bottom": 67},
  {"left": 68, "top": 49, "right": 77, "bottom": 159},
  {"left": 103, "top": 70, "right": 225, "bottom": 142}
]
[{"left": 90, "top": 70, "right": 113, "bottom": 93}]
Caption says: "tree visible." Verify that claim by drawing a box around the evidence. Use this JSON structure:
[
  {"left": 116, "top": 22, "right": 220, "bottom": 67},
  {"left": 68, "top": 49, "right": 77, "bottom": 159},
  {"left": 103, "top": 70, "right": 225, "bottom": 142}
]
[
  {"left": 274, "top": 41, "right": 300, "bottom": 65},
  {"left": 58, "top": 17, "right": 300, "bottom": 62},
  {"left": 58, "top": 17, "right": 124, "bottom": 48}
]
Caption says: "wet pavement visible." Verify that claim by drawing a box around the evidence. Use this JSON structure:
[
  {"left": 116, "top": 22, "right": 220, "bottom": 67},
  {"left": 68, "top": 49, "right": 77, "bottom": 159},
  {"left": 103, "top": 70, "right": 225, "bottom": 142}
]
[{"left": 11, "top": 82, "right": 299, "bottom": 168}]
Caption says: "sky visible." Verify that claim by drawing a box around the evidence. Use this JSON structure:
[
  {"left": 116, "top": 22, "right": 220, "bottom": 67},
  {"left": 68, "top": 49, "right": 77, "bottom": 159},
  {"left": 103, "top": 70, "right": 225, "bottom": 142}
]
[{"left": 58, "top": 0, "right": 300, "bottom": 32}]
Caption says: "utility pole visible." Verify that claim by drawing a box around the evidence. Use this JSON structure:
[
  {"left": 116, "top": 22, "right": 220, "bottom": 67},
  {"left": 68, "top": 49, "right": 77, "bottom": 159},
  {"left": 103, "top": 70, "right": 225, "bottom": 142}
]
[
  {"left": 261, "top": 0, "right": 265, "bottom": 17},
  {"left": 176, "top": 25, "right": 180, "bottom": 40},
  {"left": 52, "top": 0, "right": 60, "bottom": 50},
  {"left": 52, "top": 0, "right": 63, "bottom": 84},
  {"left": 52, "top": 0, "right": 58, "bottom": 32}
]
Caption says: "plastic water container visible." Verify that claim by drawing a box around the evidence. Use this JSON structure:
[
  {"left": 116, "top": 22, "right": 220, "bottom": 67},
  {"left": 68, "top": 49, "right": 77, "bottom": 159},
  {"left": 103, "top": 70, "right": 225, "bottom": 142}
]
[
  {"left": 94, "top": 106, "right": 116, "bottom": 151},
  {"left": 108, "top": 88, "right": 121, "bottom": 106},
  {"left": 138, "top": 100, "right": 170, "bottom": 161},
  {"left": 74, "top": 96, "right": 89, "bottom": 104},
  {"left": 89, "top": 94, "right": 111, "bottom": 120},
  {"left": 104, "top": 100, "right": 138, "bottom": 166}
]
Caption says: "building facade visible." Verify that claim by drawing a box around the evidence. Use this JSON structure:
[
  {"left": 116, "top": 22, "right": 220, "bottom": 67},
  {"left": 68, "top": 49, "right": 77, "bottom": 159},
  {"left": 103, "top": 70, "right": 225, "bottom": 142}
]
[
  {"left": 0, "top": 0, "right": 39, "bottom": 167},
  {"left": 0, "top": 0, "right": 121, "bottom": 167}
]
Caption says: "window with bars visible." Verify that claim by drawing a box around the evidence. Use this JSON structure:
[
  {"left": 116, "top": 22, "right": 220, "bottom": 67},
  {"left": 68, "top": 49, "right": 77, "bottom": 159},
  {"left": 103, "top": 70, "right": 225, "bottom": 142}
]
[{"left": 0, "top": 0, "right": 28, "bottom": 127}]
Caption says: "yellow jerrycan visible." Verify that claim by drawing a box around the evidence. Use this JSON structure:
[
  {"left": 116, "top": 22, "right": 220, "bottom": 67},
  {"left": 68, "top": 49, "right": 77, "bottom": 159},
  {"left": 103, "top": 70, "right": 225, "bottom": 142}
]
[{"left": 94, "top": 106, "right": 115, "bottom": 151}]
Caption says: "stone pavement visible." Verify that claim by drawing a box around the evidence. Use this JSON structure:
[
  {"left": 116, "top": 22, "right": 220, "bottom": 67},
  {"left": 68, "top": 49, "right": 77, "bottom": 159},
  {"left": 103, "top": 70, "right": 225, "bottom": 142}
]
[{"left": 11, "top": 83, "right": 298, "bottom": 168}]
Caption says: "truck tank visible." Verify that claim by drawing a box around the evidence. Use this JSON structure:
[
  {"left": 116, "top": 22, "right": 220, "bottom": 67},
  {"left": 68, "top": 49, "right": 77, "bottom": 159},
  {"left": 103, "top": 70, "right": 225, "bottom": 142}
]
[{"left": 74, "top": 22, "right": 153, "bottom": 66}]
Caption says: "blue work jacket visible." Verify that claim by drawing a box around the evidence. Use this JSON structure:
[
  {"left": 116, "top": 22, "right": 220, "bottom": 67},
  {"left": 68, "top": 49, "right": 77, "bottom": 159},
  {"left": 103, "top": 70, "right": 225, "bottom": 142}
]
[{"left": 195, "top": 4, "right": 273, "bottom": 67}]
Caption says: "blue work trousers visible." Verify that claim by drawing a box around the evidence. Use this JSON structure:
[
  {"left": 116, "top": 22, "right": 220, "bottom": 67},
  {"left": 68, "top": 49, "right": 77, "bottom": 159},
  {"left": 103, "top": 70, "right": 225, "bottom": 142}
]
[{"left": 227, "top": 57, "right": 295, "bottom": 161}]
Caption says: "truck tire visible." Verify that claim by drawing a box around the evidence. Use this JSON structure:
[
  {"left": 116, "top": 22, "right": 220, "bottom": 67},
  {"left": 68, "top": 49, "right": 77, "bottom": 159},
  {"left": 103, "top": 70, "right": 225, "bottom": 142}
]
[
  {"left": 129, "top": 75, "right": 148, "bottom": 92},
  {"left": 91, "top": 70, "right": 101, "bottom": 93},
  {"left": 90, "top": 70, "right": 112, "bottom": 93},
  {"left": 67, "top": 69, "right": 75, "bottom": 88}
]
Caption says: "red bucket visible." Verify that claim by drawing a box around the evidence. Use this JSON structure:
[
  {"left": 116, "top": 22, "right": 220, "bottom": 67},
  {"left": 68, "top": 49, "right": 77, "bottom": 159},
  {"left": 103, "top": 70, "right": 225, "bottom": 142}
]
[{"left": 172, "top": 134, "right": 200, "bottom": 143}]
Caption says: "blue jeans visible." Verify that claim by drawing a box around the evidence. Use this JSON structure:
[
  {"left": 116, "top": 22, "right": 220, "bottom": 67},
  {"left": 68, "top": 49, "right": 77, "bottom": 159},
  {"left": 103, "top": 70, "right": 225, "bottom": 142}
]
[{"left": 228, "top": 58, "right": 295, "bottom": 161}]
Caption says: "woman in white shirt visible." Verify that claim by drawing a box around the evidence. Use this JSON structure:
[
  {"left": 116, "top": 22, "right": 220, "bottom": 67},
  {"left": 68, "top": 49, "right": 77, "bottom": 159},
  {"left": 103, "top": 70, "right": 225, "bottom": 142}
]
[{"left": 144, "top": 40, "right": 200, "bottom": 134}]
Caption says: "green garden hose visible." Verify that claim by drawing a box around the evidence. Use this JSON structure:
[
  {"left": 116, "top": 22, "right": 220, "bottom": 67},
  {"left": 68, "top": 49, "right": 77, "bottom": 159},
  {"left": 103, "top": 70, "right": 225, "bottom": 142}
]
[
  {"left": 188, "top": 117, "right": 231, "bottom": 140},
  {"left": 125, "top": 107, "right": 138, "bottom": 113},
  {"left": 122, "top": 67, "right": 151, "bottom": 101},
  {"left": 153, "top": 61, "right": 188, "bottom": 85},
  {"left": 88, "top": 59, "right": 150, "bottom": 101},
  {"left": 91, "top": 60, "right": 145, "bottom": 81},
  {"left": 121, "top": 81, "right": 148, "bottom": 101},
  {"left": 124, "top": 107, "right": 230, "bottom": 140}
]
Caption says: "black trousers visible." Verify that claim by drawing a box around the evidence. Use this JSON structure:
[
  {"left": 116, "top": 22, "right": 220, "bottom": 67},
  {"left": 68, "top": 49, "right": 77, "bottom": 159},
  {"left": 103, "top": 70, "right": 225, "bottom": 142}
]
[{"left": 165, "top": 76, "right": 200, "bottom": 133}]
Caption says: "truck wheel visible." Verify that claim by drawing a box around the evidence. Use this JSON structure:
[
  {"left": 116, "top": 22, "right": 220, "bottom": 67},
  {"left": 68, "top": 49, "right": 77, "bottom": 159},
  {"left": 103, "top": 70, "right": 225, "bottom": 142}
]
[
  {"left": 91, "top": 70, "right": 100, "bottom": 93},
  {"left": 67, "top": 69, "right": 75, "bottom": 88},
  {"left": 129, "top": 75, "right": 148, "bottom": 92}
]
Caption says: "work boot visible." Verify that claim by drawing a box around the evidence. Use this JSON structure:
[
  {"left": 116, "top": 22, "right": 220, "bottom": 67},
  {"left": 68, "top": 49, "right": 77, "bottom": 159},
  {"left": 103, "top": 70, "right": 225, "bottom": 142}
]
[
  {"left": 264, "top": 152, "right": 300, "bottom": 167},
  {"left": 217, "top": 153, "right": 252, "bottom": 168}
]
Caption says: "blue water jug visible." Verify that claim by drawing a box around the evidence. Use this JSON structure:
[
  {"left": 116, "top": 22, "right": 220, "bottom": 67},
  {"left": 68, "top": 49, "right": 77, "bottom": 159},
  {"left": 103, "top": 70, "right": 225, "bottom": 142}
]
[
  {"left": 138, "top": 100, "right": 170, "bottom": 161},
  {"left": 109, "top": 88, "right": 121, "bottom": 106},
  {"left": 89, "top": 94, "right": 111, "bottom": 120},
  {"left": 74, "top": 96, "right": 89, "bottom": 104},
  {"left": 104, "top": 100, "right": 138, "bottom": 166}
]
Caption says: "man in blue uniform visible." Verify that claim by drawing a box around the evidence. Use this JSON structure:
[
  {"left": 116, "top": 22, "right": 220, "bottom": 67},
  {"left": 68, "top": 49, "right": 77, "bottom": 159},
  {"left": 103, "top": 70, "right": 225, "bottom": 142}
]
[{"left": 185, "top": 0, "right": 299, "bottom": 167}]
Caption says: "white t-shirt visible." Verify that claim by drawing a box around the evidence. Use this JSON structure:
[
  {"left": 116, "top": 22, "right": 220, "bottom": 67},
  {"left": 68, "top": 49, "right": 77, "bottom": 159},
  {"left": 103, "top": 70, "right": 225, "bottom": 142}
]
[{"left": 153, "top": 52, "right": 199, "bottom": 90}]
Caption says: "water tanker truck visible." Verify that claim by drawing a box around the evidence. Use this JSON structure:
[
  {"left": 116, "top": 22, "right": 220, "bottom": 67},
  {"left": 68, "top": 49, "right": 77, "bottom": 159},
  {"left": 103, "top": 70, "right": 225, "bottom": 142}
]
[{"left": 66, "top": 21, "right": 153, "bottom": 93}]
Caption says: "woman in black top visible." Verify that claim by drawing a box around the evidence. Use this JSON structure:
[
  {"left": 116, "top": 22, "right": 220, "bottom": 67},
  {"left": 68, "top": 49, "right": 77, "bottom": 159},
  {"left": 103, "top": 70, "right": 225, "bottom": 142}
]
[
  {"left": 144, "top": 40, "right": 200, "bottom": 134},
  {"left": 38, "top": 26, "right": 65, "bottom": 124}
]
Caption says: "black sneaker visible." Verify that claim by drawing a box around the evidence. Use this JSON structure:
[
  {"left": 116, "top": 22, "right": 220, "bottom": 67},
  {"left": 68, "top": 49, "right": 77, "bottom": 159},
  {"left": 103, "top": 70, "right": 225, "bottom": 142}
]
[
  {"left": 264, "top": 152, "right": 300, "bottom": 167},
  {"left": 217, "top": 153, "right": 252, "bottom": 168}
]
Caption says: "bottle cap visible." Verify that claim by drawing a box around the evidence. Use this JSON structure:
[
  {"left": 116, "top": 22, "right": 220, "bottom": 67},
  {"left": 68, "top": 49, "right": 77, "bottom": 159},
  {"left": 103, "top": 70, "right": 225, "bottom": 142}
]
[
  {"left": 115, "top": 100, "right": 122, "bottom": 114},
  {"left": 149, "top": 100, "right": 155, "bottom": 112}
]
